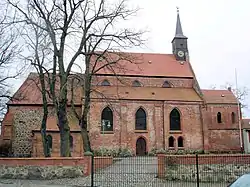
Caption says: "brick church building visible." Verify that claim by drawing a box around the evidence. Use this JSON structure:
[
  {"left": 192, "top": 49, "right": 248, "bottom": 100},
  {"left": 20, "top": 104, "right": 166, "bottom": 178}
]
[{"left": 1, "top": 11, "right": 242, "bottom": 157}]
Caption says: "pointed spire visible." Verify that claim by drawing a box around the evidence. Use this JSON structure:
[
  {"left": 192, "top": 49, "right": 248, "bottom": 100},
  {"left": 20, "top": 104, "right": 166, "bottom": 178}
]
[{"left": 175, "top": 7, "right": 187, "bottom": 39}]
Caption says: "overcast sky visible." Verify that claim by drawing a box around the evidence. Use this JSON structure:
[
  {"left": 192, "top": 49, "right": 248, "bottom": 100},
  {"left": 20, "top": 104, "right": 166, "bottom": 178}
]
[
  {"left": 127, "top": 0, "right": 250, "bottom": 117},
  {"left": 11, "top": 0, "right": 250, "bottom": 117}
]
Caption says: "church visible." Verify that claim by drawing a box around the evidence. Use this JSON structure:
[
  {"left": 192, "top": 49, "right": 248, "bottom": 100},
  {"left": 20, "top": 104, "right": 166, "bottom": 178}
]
[{"left": 0, "top": 11, "right": 242, "bottom": 157}]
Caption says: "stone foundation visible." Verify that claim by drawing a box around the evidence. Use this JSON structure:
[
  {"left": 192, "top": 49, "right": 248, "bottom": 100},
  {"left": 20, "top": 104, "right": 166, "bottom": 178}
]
[
  {"left": 165, "top": 164, "right": 250, "bottom": 183},
  {"left": 0, "top": 165, "right": 84, "bottom": 179}
]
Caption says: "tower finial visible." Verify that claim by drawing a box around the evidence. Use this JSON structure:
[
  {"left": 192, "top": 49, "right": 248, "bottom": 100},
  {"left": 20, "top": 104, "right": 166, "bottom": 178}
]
[{"left": 174, "top": 7, "right": 187, "bottom": 38}]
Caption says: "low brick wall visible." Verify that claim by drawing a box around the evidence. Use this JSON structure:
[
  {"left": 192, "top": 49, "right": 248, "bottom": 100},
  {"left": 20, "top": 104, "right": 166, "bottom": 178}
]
[
  {"left": 94, "top": 157, "right": 113, "bottom": 171},
  {"left": 0, "top": 156, "right": 113, "bottom": 178},
  {"left": 157, "top": 154, "right": 250, "bottom": 179}
]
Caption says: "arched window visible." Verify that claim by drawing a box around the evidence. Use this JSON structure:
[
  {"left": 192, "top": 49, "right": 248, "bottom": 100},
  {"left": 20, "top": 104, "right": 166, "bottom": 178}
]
[
  {"left": 217, "top": 112, "right": 222, "bottom": 123},
  {"left": 132, "top": 80, "right": 142, "bottom": 87},
  {"left": 47, "top": 135, "right": 52, "bottom": 150},
  {"left": 101, "top": 107, "right": 113, "bottom": 131},
  {"left": 231, "top": 112, "right": 236, "bottom": 124},
  {"left": 101, "top": 80, "right": 110, "bottom": 86},
  {"left": 69, "top": 135, "right": 73, "bottom": 151},
  {"left": 135, "top": 108, "right": 147, "bottom": 130},
  {"left": 169, "top": 136, "right": 175, "bottom": 148},
  {"left": 178, "top": 136, "right": 184, "bottom": 147},
  {"left": 170, "top": 108, "right": 181, "bottom": 130},
  {"left": 162, "top": 80, "right": 171, "bottom": 88}
]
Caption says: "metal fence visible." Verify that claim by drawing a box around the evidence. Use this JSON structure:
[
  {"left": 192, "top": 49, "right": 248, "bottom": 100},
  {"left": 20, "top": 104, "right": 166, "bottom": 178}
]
[{"left": 84, "top": 154, "right": 250, "bottom": 187}]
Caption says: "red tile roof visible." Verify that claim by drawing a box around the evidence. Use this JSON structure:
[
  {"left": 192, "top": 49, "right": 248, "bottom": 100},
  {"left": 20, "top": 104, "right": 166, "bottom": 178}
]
[
  {"left": 8, "top": 73, "right": 202, "bottom": 105},
  {"left": 242, "top": 119, "right": 250, "bottom": 129},
  {"left": 8, "top": 73, "right": 82, "bottom": 105},
  {"left": 202, "top": 89, "right": 238, "bottom": 104},
  {"left": 91, "top": 86, "right": 202, "bottom": 102},
  {"left": 91, "top": 52, "right": 194, "bottom": 78}
]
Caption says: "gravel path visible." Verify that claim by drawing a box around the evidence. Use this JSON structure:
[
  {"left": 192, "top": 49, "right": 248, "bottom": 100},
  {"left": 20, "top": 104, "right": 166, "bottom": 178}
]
[{"left": 0, "top": 157, "right": 230, "bottom": 187}]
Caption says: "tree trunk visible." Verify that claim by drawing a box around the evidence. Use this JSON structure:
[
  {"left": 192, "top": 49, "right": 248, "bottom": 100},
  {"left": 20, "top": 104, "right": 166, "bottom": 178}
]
[
  {"left": 80, "top": 70, "right": 92, "bottom": 153},
  {"left": 58, "top": 99, "right": 70, "bottom": 157},
  {"left": 80, "top": 118, "right": 92, "bottom": 152},
  {"left": 39, "top": 71, "right": 50, "bottom": 157},
  {"left": 41, "top": 110, "right": 50, "bottom": 157}
]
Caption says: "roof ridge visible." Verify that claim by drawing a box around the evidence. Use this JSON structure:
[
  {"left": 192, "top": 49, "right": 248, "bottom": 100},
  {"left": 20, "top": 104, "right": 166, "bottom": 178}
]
[{"left": 202, "top": 89, "right": 231, "bottom": 91}]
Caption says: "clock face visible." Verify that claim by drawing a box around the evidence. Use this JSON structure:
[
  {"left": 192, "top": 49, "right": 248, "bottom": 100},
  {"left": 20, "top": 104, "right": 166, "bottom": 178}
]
[{"left": 177, "top": 50, "right": 184, "bottom": 58}]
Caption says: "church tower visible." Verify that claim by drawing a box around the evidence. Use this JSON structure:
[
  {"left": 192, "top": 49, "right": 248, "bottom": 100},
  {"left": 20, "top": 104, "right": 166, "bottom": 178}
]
[{"left": 172, "top": 8, "right": 188, "bottom": 61}]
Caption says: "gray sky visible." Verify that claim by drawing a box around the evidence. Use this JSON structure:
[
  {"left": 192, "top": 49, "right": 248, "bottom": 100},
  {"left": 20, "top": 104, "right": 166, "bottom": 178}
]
[
  {"left": 11, "top": 0, "right": 250, "bottom": 117},
  {"left": 129, "top": 0, "right": 250, "bottom": 117}
]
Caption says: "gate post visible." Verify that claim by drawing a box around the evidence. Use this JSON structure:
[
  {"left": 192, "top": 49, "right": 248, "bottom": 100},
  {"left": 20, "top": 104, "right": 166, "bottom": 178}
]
[
  {"left": 157, "top": 154, "right": 165, "bottom": 179},
  {"left": 196, "top": 154, "right": 199, "bottom": 187},
  {"left": 91, "top": 153, "right": 94, "bottom": 187}
]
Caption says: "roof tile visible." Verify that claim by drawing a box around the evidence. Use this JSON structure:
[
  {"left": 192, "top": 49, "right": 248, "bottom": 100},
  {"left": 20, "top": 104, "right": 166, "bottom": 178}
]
[
  {"left": 91, "top": 86, "right": 202, "bottom": 102},
  {"left": 202, "top": 89, "right": 238, "bottom": 104},
  {"left": 92, "top": 52, "right": 194, "bottom": 77}
]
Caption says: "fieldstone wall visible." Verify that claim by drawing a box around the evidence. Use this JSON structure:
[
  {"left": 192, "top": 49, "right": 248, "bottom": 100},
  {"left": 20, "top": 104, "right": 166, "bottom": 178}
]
[
  {"left": 12, "top": 109, "right": 44, "bottom": 156},
  {"left": 0, "top": 165, "right": 84, "bottom": 179},
  {"left": 165, "top": 164, "right": 250, "bottom": 183}
]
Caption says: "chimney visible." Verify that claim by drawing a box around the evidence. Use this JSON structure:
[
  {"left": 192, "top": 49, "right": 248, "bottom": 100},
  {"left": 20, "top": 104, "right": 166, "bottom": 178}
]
[{"left": 228, "top": 87, "right": 231, "bottom": 91}]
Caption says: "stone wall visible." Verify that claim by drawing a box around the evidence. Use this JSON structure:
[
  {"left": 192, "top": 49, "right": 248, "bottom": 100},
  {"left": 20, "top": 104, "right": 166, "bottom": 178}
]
[
  {"left": 0, "top": 156, "right": 113, "bottom": 179},
  {"left": 165, "top": 164, "right": 250, "bottom": 183},
  {"left": 12, "top": 109, "right": 43, "bottom": 156},
  {"left": 157, "top": 154, "right": 250, "bottom": 182}
]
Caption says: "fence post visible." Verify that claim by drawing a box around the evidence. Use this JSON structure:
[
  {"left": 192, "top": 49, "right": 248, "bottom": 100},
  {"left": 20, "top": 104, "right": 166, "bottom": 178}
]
[
  {"left": 196, "top": 154, "right": 199, "bottom": 187},
  {"left": 91, "top": 154, "right": 94, "bottom": 187}
]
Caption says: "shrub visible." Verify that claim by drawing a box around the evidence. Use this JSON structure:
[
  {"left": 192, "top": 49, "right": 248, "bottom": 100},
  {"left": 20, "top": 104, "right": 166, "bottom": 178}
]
[
  {"left": 118, "top": 148, "right": 133, "bottom": 157},
  {"left": 93, "top": 148, "right": 133, "bottom": 157},
  {"left": 0, "top": 142, "right": 12, "bottom": 157}
]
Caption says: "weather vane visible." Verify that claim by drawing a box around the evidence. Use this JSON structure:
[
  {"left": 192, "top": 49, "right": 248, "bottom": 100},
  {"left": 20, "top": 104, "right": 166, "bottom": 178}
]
[{"left": 176, "top": 6, "right": 179, "bottom": 13}]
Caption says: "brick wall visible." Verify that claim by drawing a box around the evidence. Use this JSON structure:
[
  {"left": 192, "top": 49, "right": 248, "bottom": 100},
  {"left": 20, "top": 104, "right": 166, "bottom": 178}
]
[
  {"left": 32, "top": 132, "right": 83, "bottom": 157},
  {"left": 89, "top": 100, "right": 164, "bottom": 154},
  {"left": 164, "top": 102, "right": 203, "bottom": 150},
  {"left": 0, "top": 156, "right": 113, "bottom": 176},
  {"left": 157, "top": 154, "right": 250, "bottom": 178},
  {"left": 1, "top": 87, "right": 242, "bottom": 155},
  {"left": 202, "top": 104, "right": 241, "bottom": 151}
]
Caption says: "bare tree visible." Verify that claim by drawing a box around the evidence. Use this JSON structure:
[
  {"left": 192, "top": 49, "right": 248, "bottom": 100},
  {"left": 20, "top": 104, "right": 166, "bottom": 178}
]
[
  {"left": 22, "top": 20, "right": 53, "bottom": 157},
  {"left": 0, "top": 3, "right": 24, "bottom": 120},
  {"left": 8, "top": 0, "right": 145, "bottom": 155},
  {"left": 220, "top": 82, "right": 249, "bottom": 109}
]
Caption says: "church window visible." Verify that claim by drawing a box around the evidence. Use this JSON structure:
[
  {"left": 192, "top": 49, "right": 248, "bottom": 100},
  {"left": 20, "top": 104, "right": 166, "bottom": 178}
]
[
  {"left": 162, "top": 80, "right": 171, "bottom": 88},
  {"left": 101, "top": 80, "right": 110, "bottom": 86},
  {"left": 101, "top": 107, "right": 113, "bottom": 131},
  {"left": 217, "top": 112, "right": 222, "bottom": 123},
  {"left": 178, "top": 136, "right": 184, "bottom": 147},
  {"left": 132, "top": 80, "right": 142, "bottom": 87},
  {"left": 231, "top": 112, "right": 236, "bottom": 124},
  {"left": 135, "top": 108, "right": 147, "bottom": 130},
  {"left": 170, "top": 108, "right": 181, "bottom": 130},
  {"left": 169, "top": 136, "right": 175, "bottom": 148}
]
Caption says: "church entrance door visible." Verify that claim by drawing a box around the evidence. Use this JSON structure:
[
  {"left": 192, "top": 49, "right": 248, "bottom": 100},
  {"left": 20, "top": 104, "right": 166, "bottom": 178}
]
[{"left": 136, "top": 137, "right": 147, "bottom": 156}]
